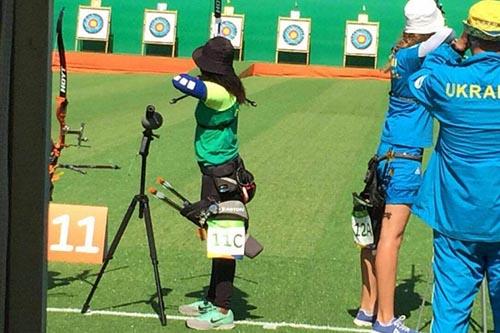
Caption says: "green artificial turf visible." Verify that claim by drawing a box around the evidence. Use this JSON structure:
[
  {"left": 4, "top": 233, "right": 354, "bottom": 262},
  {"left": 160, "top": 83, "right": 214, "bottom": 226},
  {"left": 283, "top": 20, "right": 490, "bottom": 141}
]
[{"left": 47, "top": 72, "right": 491, "bottom": 332}]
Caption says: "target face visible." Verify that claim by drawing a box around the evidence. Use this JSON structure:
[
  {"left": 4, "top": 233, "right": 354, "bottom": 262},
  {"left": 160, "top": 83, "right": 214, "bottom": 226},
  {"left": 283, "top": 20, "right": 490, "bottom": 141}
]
[
  {"left": 149, "top": 17, "right": 170, "bottom": 38},
  {"left": 344, "top": 22, "right": 379, "bottom": 56},
  {"left": 351, "top": 28, "right": 373, "bottom": 50},
  {"left": 283, "top": 24, "right": 305, "bottom": 46},
  {"left": 83, "top": 13, "right": 104, "bottom": 34},
  {"left": 76, "top": 6, "right": 111, "bottom": 41},
  {"left": 143, "top": 10, "right": 177, "bottom": 44},
  {"left": 220, "top": 20, "right": 238, "bottom": 40},
  {"left": 210, "top": 14, "right": 244, "bottom": 48}
]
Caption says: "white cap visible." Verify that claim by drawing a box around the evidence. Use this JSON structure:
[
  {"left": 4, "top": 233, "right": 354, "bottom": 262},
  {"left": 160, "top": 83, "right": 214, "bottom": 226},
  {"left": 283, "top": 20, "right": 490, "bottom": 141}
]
[{"left": 404, "top": 0, "right": 445, "bottom": 34}]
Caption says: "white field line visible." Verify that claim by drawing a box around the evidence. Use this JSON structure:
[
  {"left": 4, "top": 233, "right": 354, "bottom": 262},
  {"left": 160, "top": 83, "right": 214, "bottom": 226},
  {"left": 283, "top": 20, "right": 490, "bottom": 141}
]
[{"left": 47, "top": 307, "right": 372, "bottom": 332}]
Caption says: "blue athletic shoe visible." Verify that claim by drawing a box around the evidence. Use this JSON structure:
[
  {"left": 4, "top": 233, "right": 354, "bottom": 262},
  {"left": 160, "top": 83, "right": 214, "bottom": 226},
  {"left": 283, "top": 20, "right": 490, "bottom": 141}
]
[
  {"left": 372, "top": 316, "right": 418, "bottom": 333},
  {"left": 179, "top": 300, "right": 215, "bottom": 316},
  {"left": 185, "top": 308, "right": 235, "bottom": 330},
  {"left": 353, "top": 309, "right": 375, "bottom": 327}
]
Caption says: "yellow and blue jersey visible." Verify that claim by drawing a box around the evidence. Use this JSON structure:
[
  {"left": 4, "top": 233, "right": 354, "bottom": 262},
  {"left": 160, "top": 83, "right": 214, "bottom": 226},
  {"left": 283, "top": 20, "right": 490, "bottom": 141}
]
[
  {"left": 381, "top": 45, "right": 434, "bottom": 148},
  {"left": 409, "top": 44, "right": 500, "bottom": 242}
]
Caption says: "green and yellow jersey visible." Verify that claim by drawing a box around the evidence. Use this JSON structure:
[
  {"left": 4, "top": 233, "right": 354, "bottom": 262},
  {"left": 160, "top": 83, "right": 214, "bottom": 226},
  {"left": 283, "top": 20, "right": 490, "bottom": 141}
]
[{"left": 195, "top": 81, "right": 240, "bottom": 166}]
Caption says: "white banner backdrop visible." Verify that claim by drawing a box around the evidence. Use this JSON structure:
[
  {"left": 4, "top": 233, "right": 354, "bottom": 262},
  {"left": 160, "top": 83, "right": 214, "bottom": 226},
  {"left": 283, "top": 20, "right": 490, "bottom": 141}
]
[
  {"left": 276, "top": 18, "right": 311, "bottom": 52},
  {"left": 344, "top": 22, "right": 379, "bottom": 56},
  {"left": 210, "top": 14, "right": 245, "bottom": 49},
  {"left": 143, "top": 10, "right": 177, "bottom": 44},
  {"left": 76, "top": 6, "right": 111, "bottom": 41}
]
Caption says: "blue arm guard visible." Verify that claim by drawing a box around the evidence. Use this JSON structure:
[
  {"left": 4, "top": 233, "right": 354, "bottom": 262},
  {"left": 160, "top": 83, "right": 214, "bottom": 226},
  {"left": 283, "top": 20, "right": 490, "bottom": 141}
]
[{"left": 172, "top": 73, "right": 207, "bottom": 100}]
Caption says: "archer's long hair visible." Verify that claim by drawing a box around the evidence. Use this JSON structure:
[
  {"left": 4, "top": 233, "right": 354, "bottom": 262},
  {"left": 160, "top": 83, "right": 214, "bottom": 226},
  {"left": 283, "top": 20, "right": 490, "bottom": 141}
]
[
  {"left": 384, "top": 32, "right": 434, "bottom": 72},
  {"left": 469, "top": 35, "right": 500, "bottom": 53},
  {"left": 200, "top": 70, "right": 247, "bottom": 104}
]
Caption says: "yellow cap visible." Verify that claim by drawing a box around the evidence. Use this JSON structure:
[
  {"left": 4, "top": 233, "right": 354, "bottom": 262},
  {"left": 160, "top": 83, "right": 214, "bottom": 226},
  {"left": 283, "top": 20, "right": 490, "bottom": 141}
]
[{"left": 463, "top": 0, "right": 500, "bottom": 41}]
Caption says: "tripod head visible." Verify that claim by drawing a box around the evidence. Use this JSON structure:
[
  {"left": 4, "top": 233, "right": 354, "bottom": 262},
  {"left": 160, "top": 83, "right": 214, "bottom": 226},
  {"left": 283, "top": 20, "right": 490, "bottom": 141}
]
[
  {"left": 139, "top": 105, "right": 163, "bottom": 157},
  {"left": 142, "top": 104, "right": 163, "bottom": 131},
  {"left": 138, "top": 104, "right": 163, "bottom": 199}
]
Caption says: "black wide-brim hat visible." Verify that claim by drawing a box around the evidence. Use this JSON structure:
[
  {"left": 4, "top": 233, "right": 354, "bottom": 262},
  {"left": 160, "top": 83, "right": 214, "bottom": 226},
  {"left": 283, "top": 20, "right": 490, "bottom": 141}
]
[{"left": 192, "top": 36, "right": 235, "bottom": 75}]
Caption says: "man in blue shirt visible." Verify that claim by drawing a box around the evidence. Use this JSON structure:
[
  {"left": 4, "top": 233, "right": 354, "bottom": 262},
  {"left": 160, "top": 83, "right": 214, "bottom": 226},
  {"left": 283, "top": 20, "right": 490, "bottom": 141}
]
[{"left": 408, "top": 1, "right": 500, "bottom": 332}]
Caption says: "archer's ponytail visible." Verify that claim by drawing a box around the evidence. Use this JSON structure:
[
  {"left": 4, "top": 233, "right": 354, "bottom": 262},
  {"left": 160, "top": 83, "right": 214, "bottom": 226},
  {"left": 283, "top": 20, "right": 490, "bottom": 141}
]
[{"left": 200, "top": 71, "right": 247, "bottom": 105}]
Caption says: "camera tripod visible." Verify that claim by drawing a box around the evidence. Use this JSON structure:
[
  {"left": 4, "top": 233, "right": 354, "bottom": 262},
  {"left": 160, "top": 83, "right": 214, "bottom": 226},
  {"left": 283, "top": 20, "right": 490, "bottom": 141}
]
[{"left": 81, "top": 105, "right": 167, "bottom": 325}]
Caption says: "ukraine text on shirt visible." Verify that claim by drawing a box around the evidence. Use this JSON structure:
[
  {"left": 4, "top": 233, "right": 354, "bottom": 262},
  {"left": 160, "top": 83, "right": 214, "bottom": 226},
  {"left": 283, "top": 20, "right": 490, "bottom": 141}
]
[{"left": 445, "top": 83, "right": 500, "bottom": 99}]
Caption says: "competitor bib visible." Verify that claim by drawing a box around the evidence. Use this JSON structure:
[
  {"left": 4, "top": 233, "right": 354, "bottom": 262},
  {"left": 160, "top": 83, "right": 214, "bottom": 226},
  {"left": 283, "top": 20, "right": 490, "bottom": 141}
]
[
  {"left": 351, "top": 213, "right": 374, "bottom": 247},
  {"left": 207, "top": 219, "right": 245, "bottom": 260}
]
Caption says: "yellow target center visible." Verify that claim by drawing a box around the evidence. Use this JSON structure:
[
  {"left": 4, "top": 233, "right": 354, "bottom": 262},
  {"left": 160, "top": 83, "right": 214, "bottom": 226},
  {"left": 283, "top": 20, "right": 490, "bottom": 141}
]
[
  {"left": 89, "top": 19, "right": 98, "bottom": 28},
  {"left": 289, "top": 31, "right": 298, "bottom": 39},
  {"left": 222, "top": 27, "right": 231, "bottom": 36},
  {"left": 357, "top": 35, "right": 366, "bottom": 43},
  {"left": 155, "top": 23, "right": 164, "bottom": 32}
]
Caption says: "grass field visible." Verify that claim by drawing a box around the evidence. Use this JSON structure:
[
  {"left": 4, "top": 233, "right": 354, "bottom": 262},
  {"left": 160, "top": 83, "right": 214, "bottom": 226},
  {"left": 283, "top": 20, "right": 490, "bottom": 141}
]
[{"left": 47, "top": 70, "right": 491, "bottom": 332}]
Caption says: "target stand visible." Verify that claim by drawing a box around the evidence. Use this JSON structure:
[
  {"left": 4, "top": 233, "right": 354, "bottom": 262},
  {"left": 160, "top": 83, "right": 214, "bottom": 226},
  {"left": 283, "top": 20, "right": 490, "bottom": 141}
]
[
  {"left": 75, "top": 5, "right": 112, "bottom": 53},
  {"left": 275, "top": 16, "right": 311, "bottom": 65},
  {"left": 142, "top": 9, "right": 178, "bottom": 57},
  {"left": 343, "top": 19, "right": 379, "bottom": 69}
]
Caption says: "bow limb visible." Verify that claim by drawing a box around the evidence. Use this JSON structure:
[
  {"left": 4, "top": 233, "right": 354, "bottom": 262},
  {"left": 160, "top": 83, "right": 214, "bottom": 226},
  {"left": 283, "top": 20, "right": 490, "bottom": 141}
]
[
  {"left": 49, "top": 8, "right": 68, "bottom": 185},
  {"left": 55, "top": 96, "right": 68, "bottom": 148}
]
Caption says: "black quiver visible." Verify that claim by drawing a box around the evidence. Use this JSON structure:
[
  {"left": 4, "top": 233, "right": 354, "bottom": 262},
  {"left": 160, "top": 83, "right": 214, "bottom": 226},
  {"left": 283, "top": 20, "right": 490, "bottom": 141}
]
[{"left": 352, "top": 155, "right": 386, "bottom": 248}]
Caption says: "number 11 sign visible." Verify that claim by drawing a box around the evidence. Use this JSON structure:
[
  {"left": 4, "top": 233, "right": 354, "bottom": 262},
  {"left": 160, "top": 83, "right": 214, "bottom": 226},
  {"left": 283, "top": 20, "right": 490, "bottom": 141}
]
[{"left": 48, "top": 203, "right": 108, "bottom": 264}]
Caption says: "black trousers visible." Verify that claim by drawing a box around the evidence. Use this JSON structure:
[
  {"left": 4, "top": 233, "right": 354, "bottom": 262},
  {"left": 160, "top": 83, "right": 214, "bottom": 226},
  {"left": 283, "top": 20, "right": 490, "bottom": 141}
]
[{"left": 201, "top": 174, "right": 237, "bottom": 310}]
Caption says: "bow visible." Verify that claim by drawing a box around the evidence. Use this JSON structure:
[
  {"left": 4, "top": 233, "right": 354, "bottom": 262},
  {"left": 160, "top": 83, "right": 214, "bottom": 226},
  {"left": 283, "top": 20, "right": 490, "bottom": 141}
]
[
  {"left": 49, "top": 9, "right": 119, "bottom": 198},
  {"left": 49, "top": 8, "right": 74, "bottom": 185}
]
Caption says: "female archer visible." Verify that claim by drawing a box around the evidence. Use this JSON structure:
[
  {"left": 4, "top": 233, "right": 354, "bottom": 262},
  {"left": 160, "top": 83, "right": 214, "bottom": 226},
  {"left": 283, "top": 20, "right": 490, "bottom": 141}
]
[{"left": 171, "top": 36, "right": 255, "bottom": 331}]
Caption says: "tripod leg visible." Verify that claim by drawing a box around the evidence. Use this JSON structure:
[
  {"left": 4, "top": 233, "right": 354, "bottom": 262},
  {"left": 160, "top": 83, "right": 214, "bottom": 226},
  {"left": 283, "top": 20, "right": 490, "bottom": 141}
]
[
  {"left": 81, "top": 195, "right": 139, "bottom": 314},
  {"left": 142, "top": 197, "right": 167, "bottom": 326}
]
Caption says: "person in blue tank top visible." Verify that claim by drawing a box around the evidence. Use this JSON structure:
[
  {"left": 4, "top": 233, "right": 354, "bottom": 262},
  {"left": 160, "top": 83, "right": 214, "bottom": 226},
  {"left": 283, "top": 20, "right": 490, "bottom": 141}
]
[
  {"left": 353, "top": 1, "right": 454, "bottom": 332},
  {"left": 171, "top": 37, "right": 255, "bottom": 331},
  {"left": 408, "top": 1, "right": 500, "bottom": 331}
]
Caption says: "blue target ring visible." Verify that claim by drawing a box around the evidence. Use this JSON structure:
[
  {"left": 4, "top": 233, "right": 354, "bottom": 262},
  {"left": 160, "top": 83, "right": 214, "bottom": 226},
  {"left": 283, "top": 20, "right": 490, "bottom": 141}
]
[
  {"left": 220, "top": 20, "right": 237, "bottom": 40},
  {"left": 283, "top": 24, "right": 304, "bottom": 46},
  {"left": 149, "top": 17, "right": 170, "bottom": 38},
  {"left": 351, "top": 28, "right": 373, "bottom": 50},
  {"left": 83, "top": 13, "right": 104, "bottom": 34}
]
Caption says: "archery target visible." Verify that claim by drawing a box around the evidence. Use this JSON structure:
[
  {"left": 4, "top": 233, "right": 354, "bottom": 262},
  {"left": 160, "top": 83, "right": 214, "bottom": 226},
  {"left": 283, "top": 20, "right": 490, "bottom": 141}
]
[
  {"left": 76, "top": 6, "right": 111, "bottom": 41},
  {"left": 282, "top": 24, "right": 304, "bottom": 46},
  {"left": 143, "top": 10, "right": 177, "bottom": 44},
  {"left": 351, "top": 28, "right": 372, "bottom": 50},
  {"left": 277, "top": 18, "right": 310, "bottom": 52},
  {"left": 83, "top": 14, "right": 104, "bottom": 34},
  {"left": 210, "top": 14, "right": 244, "bottom": 49},
  {"left": 220, "top": 21, "right": 237, "bottom": 40},
  {"left": 149, "top": 17, "right": 170, "bottom": 38},
  {"left": 345, "top": 22, "right": 379, "bottom": 56}
]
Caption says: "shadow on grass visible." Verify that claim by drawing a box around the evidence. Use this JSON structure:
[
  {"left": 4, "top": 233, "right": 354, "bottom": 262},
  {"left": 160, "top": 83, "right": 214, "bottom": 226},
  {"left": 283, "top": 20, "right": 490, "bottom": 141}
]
[
  {"left": 184, "top": 284, "right": 261, "bottom": 320},
  {"left": 48, "top": 266, "right": 128, "bottom": 290},
  {"left": 96, "top": 287, "right": 173, "bottom": 317},
  {"left": 469, "top": 317, "right": 494, "bottom": 333},
  {"left": 394, "top": 268, "right": 429, "bottom": 318},
  {"left": 347, "top": 265, "right": 431, "bottom": 321}
]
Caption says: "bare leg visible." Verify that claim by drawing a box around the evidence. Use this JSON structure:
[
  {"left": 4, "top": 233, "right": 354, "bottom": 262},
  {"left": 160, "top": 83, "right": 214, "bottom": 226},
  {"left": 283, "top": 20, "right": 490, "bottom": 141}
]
[
  {"left": 375, "top": 204, "right": 411, "bottom": 324},
  {"left": 359, "top": 247, "right": 377, "bottom": 313}
]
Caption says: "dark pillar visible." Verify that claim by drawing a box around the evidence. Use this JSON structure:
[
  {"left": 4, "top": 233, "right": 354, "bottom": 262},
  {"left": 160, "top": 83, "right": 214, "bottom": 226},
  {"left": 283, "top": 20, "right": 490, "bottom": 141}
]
[{"left": 0, "top": 0, "right": 52, "bottom": 331}]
